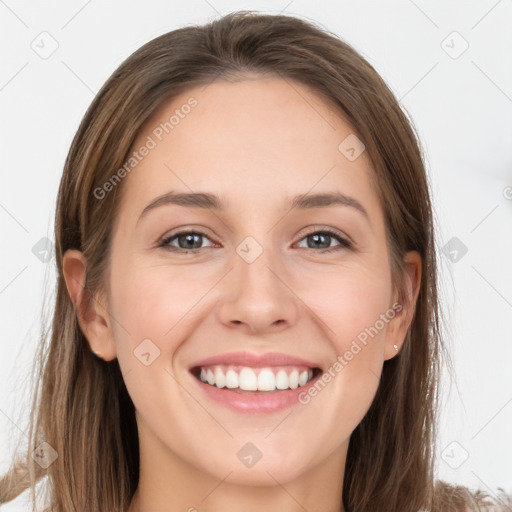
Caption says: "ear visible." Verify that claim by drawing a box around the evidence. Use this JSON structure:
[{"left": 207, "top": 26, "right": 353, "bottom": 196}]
[
  {"left": 62, "top": 249, "right": 117, "bottom": 361},
  {"left": 384, "top": 250, "right": 422, "bottom": 360}
]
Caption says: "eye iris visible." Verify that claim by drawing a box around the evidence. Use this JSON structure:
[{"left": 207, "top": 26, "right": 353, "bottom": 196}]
[
  {"left": 308, "top": 233, "right": 331, "bottom": 249},
  {"left": 178, "top": 233, "right": 202, "bottom": 249}
]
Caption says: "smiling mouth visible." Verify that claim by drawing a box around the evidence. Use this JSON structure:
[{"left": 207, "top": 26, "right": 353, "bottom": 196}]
[{"left": 190, "top": 365, "right": 322, "bottom": 393}]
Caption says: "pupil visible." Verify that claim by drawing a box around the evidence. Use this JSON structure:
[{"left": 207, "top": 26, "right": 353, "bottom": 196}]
[
  {"left": 310, "top": 233, "right": 330, "bottom": 249},
  {"left": 180, "top": 233, "right": 201, "bottom": 249}
]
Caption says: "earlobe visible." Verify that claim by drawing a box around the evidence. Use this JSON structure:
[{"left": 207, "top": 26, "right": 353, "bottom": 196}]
[
  {"left": 62, "top": 249, "right": 117, "bottom": 361},
  {"left": 384, "top": 250, "right": 422, "bottom": 360}
]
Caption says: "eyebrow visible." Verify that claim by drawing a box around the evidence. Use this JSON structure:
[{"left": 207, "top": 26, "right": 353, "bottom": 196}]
[{"left": 137, "top": 190, "right": 370, "bottom": 224}]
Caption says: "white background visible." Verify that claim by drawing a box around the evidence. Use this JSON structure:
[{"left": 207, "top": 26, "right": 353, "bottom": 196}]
[{"left": 1, "top": 1, "right": 511, "bottom": 510}]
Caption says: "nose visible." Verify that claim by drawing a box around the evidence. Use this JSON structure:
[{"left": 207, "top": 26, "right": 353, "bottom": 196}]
[{"left": 217, "top": 243, "right": 301, "bottom": 335}]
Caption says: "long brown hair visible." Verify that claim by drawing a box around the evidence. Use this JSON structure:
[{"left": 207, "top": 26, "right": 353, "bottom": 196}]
[{"left": 1, "top": 11, "right": 510, "bottom": 512}]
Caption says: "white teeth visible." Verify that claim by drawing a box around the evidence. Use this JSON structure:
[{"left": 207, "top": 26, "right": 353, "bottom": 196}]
[
  {"left": 225, "top": 369, "right": 239, "bottom": 389},
  {"left": 288, "top": 370, "right": 299, "bottom": 389},
  {"left": 239, "top": 367, "right": 258, "bottom": 390},
  {"left": 275, "top": 369, "right": 289, "bottom": 390},
  {"left": 214, "top": 367, "right": 226, "bottom": 388},
  {"left": 257, "top": 369, "right": 276, "bottom": 391},
  {"left": 197, "top": 365, "right": 316, "bottom": 391}
]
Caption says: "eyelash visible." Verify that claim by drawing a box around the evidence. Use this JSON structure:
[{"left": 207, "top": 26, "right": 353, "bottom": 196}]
[{"left": 158, "top": 228, "right": 352, "bottom": 254}]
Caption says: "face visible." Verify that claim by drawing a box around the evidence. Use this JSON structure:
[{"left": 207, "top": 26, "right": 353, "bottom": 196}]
[{"left": 69, "top": 76, "right": 419, "bottom": 490}]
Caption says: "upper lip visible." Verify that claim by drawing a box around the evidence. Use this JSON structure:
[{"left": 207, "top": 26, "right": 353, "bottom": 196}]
[{"left": 189, "top": 351, "right": 322, "bottom": 370}]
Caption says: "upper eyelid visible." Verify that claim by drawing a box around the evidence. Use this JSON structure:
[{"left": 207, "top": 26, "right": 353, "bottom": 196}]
[{"left": 161, "top": 229, "right": 216, "bottom": 244}]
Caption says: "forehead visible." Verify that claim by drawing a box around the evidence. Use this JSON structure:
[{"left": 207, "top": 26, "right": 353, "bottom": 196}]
[{"left": 118, "top": 76, "right": 383, "bottom": 227}]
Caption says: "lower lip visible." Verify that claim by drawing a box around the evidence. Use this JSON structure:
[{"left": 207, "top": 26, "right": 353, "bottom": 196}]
[{"left": 190, "top": 371, "right": 321, "bottom": 414}]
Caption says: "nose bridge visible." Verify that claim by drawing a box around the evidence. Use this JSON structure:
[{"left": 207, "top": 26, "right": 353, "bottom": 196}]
[
  {"left": 217, "top": 233, "right": 300, "bottom": 332},
  {"left": 234, "top": 233, "right": 285, "bottom": 300},
  {"left": 238, "top": 240, "right": 279, "bottom": 289}
]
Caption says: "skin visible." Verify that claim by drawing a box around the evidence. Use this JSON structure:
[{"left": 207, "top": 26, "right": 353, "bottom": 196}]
[{"left": 63, "top": 76, "right": 421, "bottom": 512}]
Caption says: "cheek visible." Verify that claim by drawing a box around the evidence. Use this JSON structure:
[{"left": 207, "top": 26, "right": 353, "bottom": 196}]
[
  {"left": 297, "top": 267, "right": 391, "bottom": 423},
  {"left": 109, "top": 262, "right": 209, "bottom": 349},
  {"left": 107, "top": 263, "right": 201, "bottom": 428},
  {"left": 300, "top": 264, "right": 392, "bottom": 348}
]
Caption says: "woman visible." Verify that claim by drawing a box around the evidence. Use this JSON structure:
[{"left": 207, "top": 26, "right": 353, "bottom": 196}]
[{"left": 1, "top": 11, "right": 510, "bottom": 512}]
